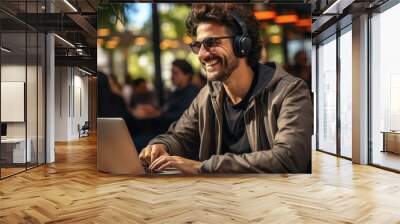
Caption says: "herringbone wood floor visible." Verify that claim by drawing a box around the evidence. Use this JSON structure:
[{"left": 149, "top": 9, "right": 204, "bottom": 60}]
[{"left": 1, "top": 135, "right": 400, "bottom": 224}]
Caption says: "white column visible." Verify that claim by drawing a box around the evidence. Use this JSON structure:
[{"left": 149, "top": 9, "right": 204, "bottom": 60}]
[
  {"left": 352, "top": 14, "right": 369, "bottom": 164},
  {"left": 46, "top": 33, "right": 55, "bottom": 163},
  {"left": 45, "top": 1, "right": 55, "bottom": 163}
]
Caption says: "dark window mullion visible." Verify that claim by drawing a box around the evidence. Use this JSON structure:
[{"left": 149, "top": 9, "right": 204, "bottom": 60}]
[
  {"left": 36, "top": 0, "right": 39, "bottom": 167},
  {"left": 337, "top": 28, "right": 341, "bottom": 157},
  {"left": 25, "top": 0, "right": 28, "bottom": 171},
  {"left": 367, "top": 11, "right": 373, "bottom": 166},
  {"left": 316, "top": 44, "right": 319, "bottom": 151}
]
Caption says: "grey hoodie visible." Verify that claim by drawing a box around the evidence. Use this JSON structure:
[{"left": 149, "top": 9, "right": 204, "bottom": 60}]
[{"left": 149, "top": 62, "right": 313, "bottom": 173}]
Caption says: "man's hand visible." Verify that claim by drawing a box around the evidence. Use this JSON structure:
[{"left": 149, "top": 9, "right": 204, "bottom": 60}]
[
  {"left": 149, "top": 155, "right": 202, "bottom": 175},
  {"left": 139, "top": 144, "right": 169, "bottom": 167}
]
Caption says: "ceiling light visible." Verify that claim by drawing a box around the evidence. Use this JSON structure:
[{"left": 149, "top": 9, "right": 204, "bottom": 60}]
[
  {"left": 323, "top": 0, "right": 356, "bottom": 14},
  {"left": 78, "top": 67, "right": 92, "bottom": 76},
  {"left": 1, "top": 47, "right": 11, "bottom": 53},
  {"left": 54, "top": 34, "right": 75, "bottom": 48},
  {"left": 322, "top": 0, "right": 346, "bottom": 15},
  {"left": 63, "top": 0, "right": 78, "bottom": 12}
]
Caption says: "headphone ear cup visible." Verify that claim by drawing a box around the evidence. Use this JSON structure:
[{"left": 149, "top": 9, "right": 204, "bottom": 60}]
[
  {"left": 233, "top": 36, "right": 252, "bottom": 58},
  {"left": 232, "top": 36, "right": 242, "bottom": 57},
  {"left": 239, "top": 36, "right": 252, "bottom": 57}
]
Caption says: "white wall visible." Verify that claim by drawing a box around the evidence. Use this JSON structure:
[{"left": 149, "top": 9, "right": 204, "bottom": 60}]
[
  {"left": 55, "top": 67, "right": 89, "bottom": 141},
  {"left": 55, "top": 66, "right": 69, "bottom": 141},
  {"left": 1, "top": 64, "right": 46, "bottom": 164},
  {"left": 1, "top": 65, "right": 31, "bottom": 138}
]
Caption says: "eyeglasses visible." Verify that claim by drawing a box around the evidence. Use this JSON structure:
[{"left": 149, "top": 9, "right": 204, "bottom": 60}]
[{"left": 189, "top": 36, "right": 234, "bottom": 54}]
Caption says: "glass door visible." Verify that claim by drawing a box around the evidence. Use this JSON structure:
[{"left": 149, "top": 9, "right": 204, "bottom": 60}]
[
  {"left": 370, "top": 2, "right": 400, "bottom": 171},
  {"left": 339, "top": 26, "right": 352, "bottom": 159},
  {"left": 1, "top": 18, "right": 28, "bottom": 177},
  {"left": 317, "top": 35, "right": 337, "bottom": 154}
]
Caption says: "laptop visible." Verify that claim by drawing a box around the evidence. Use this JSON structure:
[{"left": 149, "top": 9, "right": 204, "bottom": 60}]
[{"left": 97, "top": 117, "right": 181, "bottom": 175}]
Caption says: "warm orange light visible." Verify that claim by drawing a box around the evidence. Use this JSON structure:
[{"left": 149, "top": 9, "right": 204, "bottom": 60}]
[
  {"left": 275, "top": 14, "right": 298, "bottom": 24},
  {"left": 98, "top": 28, "right": 110, "bottom": 37},
  {"left": 106, "top": 41, "right": 118, "bottom": 49},
  {"left": 170, "top": 40, "right": 179, "bottom": 48},
  {"left": 134, "top": 37, "right": 147, "bottom": 46},
  {"left": 183, "top": 35, "right": 192, "bottom": 45},
  {"left": 97, "top": 38, "right": 104, "bottom": 46},
  {"left": 270, "top": 35, "right": 282, "bottom": 44},
  {"left": 296, "top": 18, "right": 312, "bottom": 27},
  {"left": 160, "top": 39, "right": 170, "bottom": 50},
  {"left": 254, "top": 11, "right": 276, "bottom": 20},
  {"left": 106, "top": 36, "right": 120, "bottom": 49},
  {"left": 160, "top": 39, "right": 180, "bottom": 50}
]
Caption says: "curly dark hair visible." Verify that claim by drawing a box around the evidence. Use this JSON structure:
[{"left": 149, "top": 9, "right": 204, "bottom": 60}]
[{"left": 186, "top": 3, "right": 261, "bottom": 67}]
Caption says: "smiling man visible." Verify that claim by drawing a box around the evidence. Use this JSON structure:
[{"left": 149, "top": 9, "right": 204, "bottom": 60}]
[{"left": 138, "top": 3, "right": 313, "bottom": 174}]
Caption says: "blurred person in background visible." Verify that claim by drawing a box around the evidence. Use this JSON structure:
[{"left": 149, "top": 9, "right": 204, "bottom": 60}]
[
  {"left": 161, "top": 59, "right": 199, "bottom": 126},
  {"left": 122, "top": 74, "right": 134, "bottom": 106},
  {"left": 285, "top": 49, "right": 311, "bottom": 90},
  {"left": 98, "top": 73, "right": 125, "bottom": 117},
  {"left": 98, "top": 72, "right": 159, "bottom": 151},
  {"left": 132, "top": 59, "right": 199, "bottom": 128},
  {"left": 130, "top": 78, "right": 159, "bottom": 109}
]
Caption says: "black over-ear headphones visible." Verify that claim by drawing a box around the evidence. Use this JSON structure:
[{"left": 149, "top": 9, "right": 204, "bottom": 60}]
[{"left": 228, "top": 10, "right": 252, "bottom": 58}]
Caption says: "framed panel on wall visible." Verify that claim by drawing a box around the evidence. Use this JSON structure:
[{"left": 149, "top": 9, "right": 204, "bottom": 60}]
[{"left": 1, "top": 82, "right": 25, "bottom": 122}]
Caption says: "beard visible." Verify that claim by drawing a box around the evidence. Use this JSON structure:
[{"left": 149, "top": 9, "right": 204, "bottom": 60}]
[{"left": 201, "top": 53, "right": 239, "bottom": 82}]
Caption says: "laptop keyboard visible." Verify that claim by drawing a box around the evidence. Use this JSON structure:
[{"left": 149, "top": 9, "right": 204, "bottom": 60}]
[{"left": 144, "top": 166, "right": 162, "bottom": 174}]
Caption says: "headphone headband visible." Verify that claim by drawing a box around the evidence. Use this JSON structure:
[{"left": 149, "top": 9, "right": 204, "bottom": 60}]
[
  {"left": 227, "top": 9, "right": 252, "bottom": 58},
  {"left": 228, "top": 10, "right": 249, "bottom": 37}
]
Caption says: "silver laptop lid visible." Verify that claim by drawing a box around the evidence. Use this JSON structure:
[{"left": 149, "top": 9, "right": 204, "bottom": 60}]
[{"left": 97, "top": 117, "right": 145, "bottom": 175}]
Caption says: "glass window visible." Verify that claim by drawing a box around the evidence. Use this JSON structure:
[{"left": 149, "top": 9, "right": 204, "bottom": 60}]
[
  {"left": 312, "top": 45, "right": 317, "bottom": 150},
  {"left": 1, "top": 6, "right": 28, "bottom": 177},
  {"left": 339, "top": 27, "right": 352, "bottom": 158},
  {"left": 371, "top": 3, "right": 400, "bottom": 171},
  {"left": 0, "top": 0, "right": 46, "bottom": 179},
  {"left": 317, "top": 35, "right": 337, "bottom": 154}
]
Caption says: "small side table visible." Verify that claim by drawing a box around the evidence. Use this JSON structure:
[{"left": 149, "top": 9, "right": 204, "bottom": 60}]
[{"left": 381, "top": 131, "right": 400, "bottom": 154}]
